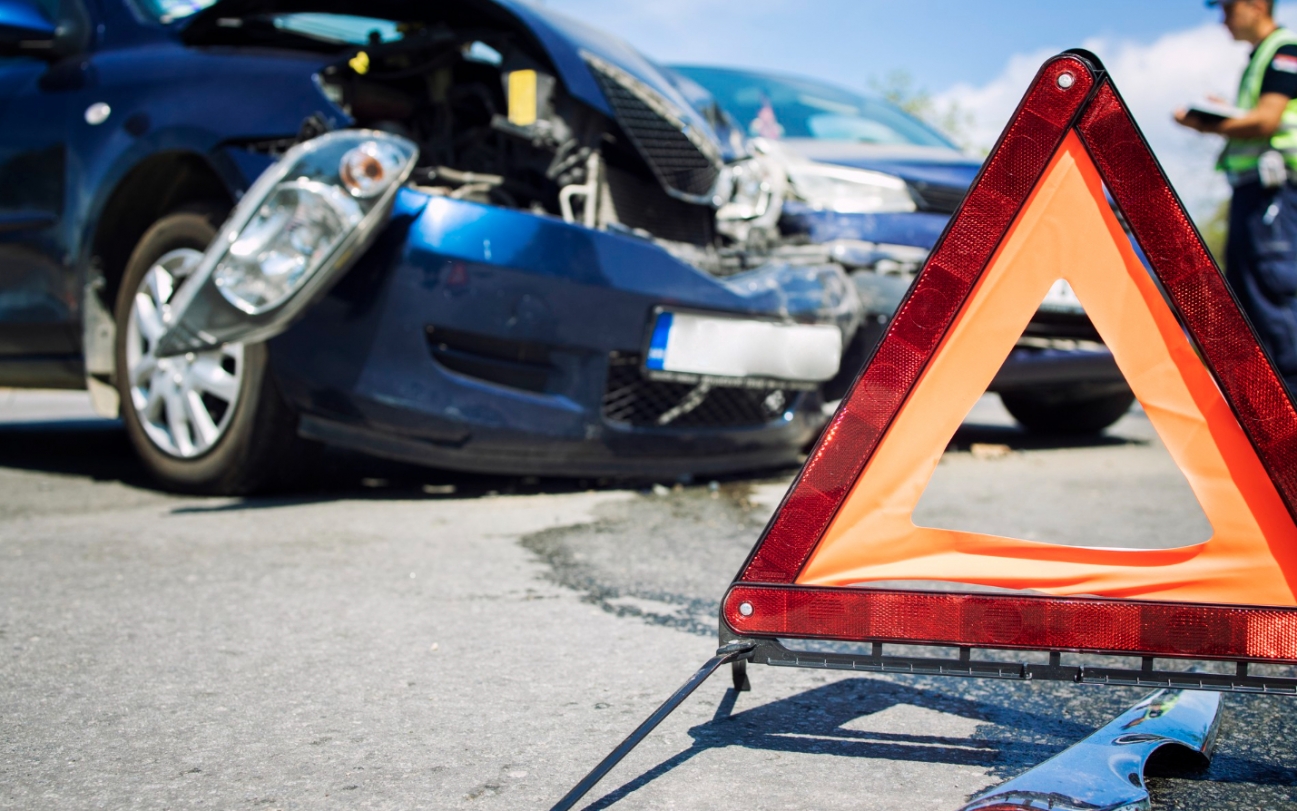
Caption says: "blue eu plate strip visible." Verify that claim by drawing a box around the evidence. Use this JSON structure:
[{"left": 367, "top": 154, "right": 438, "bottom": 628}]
[{"left": 646, "top": 312, "right": 673, "bottom": 370}]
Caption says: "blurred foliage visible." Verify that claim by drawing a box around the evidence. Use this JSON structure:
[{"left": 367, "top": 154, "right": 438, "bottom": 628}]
[
  {"left": 869, "top": 69, "right": 978, "bottom": 152},
  {"left": 1198, "top": 198, "right": 1229, "bottom": 265}
]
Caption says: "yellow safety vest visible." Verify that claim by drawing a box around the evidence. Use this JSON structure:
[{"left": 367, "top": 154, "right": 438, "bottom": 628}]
[{"left": 1220, "top": 27, "right": 1297, "bottom": 176}]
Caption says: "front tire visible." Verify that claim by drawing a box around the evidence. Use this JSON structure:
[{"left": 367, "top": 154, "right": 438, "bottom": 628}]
[
  {"left": 1000, "top": 385, "right": 1136, "bottom": 436},
  {"left": 113, "top": 207, "right": 312, "bottom": 494}
]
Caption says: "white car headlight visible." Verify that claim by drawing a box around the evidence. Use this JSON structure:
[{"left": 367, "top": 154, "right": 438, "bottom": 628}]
[
  {"left": 787, "top": 163, "right": 916, "bottom": 214},
  {"left": 155, "top": 129, "right": 418, "bottom": 355},
  {"left": 215, "top": 180, "right": 363, "bottom": 314},
  {"left": 717, "top": 158, "right": 774, "bottom": 221}
]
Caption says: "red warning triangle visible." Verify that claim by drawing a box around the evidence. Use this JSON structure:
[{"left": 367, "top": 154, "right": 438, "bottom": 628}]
[{"left": 724, "top": 51, "right": 1297, "bottom": 663}]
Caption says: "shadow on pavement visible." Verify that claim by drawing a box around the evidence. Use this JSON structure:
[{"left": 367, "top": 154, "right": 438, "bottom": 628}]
[
  {"left": 0, "top": 412, "right": 1142, "bottom": 511},
  {"left": 581, "top": 678, "right": 1084, "bottom": 810},
  {"left": 0, "top": 419, "right": 156, "bottom": 488},
  {"left": 0, "top": 418, "right": 792, "bottom": 510},
  {"left": 581, "top": 677, "right": 1288, "bottom": 810}
]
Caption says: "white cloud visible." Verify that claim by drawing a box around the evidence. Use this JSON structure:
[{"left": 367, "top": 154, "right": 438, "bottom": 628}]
[{"left": 936, "top": 21, "right": 1262, "bottom": 220}]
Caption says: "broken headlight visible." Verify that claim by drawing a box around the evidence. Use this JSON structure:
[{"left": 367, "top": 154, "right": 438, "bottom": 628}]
[
  {"left": 155, "top": 130, "right": 418, "bottom": 356},
  {"left": 787, "top": 163, "right": 915, "bottom": 214},
  {"left": 213, "top": 180, "right": 360, "bottom": 314},
  {"left": 717, "top": 158, "right": 775, "bottom": 221}
]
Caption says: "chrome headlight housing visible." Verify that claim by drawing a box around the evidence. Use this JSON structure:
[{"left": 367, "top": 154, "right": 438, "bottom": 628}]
[
  {"left": 717, "top": 158, "right": 775, "bottom": 221},
  {"left": 155, "top": 130, "right": 418, "bottom": 356},
  {"left": 213, "top": 179, "right": 362, "bottom": 314},
  {"left": 716, "top": 149, "right": 788, "bottom": 244},
  {"left": 787, "top": 163, "right": 916, "bottom": 214}
]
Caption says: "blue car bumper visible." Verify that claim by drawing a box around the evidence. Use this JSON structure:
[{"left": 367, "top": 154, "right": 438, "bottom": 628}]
[{"left": 268, "top": 191, "right": 839, "bottom": 477}]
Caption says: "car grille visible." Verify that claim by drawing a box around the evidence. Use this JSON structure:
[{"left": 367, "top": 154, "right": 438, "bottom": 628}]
[
  {"left": 908, "top": 181, "right": 967, "bottom": 215},
  {"left": 604, "top": 164, "right": 716, "bottom": 246},
  {"left": 584, "top": 54, "right": 722, "bottom": 202},
  {"left": 602, "top": 353, "right": 793, "bottom": 428}
]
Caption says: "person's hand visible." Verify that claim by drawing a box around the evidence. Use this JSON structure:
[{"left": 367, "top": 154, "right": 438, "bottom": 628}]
[{"left": 1175, "top": 108, "right": 1215, "bottom": 133}]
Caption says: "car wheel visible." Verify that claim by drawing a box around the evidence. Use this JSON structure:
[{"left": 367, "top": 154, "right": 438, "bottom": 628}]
[
  {"left": 113, "top": 206, "right": 314, "bottom": 494},
  {"left": 999, "top": 386, "right": 1136, "bottom": 435}
]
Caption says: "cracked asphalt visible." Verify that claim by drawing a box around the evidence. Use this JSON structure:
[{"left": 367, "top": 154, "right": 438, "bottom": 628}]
[{"left": 1, "top": 390, "right": 1294, "bottom": 810}]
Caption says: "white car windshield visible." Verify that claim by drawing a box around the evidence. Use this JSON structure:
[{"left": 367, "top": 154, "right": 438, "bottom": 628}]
[{"left": 672, "top": 65, "right": 956, "bottom": 149}]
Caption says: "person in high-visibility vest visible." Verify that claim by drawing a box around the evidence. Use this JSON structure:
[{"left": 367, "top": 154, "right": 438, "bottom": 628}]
[{"left": 1177, "top": 0, "right": 1297, "bottom": 393}]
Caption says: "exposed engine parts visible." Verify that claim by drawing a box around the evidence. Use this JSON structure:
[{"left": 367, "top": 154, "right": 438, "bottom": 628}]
[{"left": 299, "top": 17, "right": 831, "bottom": 277}]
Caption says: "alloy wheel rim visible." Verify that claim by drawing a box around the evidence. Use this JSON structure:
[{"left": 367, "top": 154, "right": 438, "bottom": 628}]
[{"left": 125, "top": 248, "right": 245, "bottom": 458}]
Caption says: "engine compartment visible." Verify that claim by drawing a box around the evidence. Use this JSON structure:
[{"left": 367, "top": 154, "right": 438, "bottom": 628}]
[{"left": 188, "top": 6, "right": 807, "bottom": 277}]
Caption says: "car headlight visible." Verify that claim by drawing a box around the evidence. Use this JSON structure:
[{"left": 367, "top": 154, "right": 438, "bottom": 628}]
[
  {"left": 155, "top": 130, "right": 418, "bottom": 355},
  {"left": 717, "top": 158, "right": 774, "bottom": 221},
  {"left": 787, "top": 163, "right": 916, "bottom": 214},
  {"left": 214, "top": 180, "right": 362, "bottom": 314}
]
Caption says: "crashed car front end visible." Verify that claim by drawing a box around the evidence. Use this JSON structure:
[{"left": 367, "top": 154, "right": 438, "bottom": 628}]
[
  {"left": 269, "top": 193, "right": 855, "bottom": 476},
  {"left": 159, "top": 1, "right": 862, "bottom": 477}
]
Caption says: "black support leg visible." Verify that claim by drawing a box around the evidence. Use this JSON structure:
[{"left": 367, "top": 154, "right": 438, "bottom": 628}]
[{"left": 549, "top": 644, "right": 753, "bottom": 811}]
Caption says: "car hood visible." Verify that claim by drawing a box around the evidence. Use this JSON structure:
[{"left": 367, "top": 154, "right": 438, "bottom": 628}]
[
  {"left": 780, "top": 139, "right": 982, "bottom": 190},
  {"left": 182, "top": 0, "right": 720, "bottom": 144}
]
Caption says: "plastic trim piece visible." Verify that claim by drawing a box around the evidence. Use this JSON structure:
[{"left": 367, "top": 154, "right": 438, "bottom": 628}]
[{"left": 960, "top": 686, "right": 1221, "bottom": 811}]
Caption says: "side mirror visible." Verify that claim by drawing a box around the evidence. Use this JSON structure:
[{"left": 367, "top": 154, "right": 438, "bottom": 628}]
[{"left": 0, "top": 0, "right": 88, "bottom": 59}]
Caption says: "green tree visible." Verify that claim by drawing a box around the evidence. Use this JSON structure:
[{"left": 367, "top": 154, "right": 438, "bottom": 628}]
[
  {"left": 1198, "top": 199, "right": 1229, "bottom": 266},
  {"left": 869, "top": 70, "right": 976, "bottom": 151}
]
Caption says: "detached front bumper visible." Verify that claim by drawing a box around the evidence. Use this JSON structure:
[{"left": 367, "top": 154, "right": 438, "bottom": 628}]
[{"left": 267, "top": 190, "right": 852, "bottom": 477}]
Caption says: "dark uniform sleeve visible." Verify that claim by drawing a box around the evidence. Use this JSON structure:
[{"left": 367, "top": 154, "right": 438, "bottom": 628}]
[{"left": 1260, "top": 43, "right": 1297, "bottom": 98}]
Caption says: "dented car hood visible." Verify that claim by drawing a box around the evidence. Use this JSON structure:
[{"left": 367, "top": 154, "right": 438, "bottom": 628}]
[{"left": 181, "top": 0, "right": 722, "bottom": 146}]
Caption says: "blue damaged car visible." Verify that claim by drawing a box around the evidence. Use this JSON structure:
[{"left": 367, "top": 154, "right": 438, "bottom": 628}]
[
  {"left": 0, "top": 0, "right": 862, "bottom": 493},
  {"left": 673, "top": 66, "right": 1135, "bottom": 435}
]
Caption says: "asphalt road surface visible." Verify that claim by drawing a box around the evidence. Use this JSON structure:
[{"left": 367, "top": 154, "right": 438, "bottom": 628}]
[{"left": 2, "top": 390, "right": 1294, "bottom": 810}]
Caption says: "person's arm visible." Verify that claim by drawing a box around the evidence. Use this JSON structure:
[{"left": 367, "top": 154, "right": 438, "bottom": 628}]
[
  {"left": 1176, "top": 43, "right": 1297, "bottom": 138},
  {"left": 1176, "top": 92, "right": 1290, "bottom": 137}
]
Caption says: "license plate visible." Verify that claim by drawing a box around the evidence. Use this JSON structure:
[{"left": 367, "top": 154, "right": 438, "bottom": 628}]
[{"left": 644, "top": 310, "right": 842, "bottom": 389}]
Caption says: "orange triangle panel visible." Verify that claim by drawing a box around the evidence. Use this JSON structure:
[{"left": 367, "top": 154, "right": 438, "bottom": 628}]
[{"left": 724, "top": 51, "right": 1297, "bottom": 664}]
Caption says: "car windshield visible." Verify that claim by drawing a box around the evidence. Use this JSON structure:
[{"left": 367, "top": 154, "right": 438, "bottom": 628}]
[
  {"left": 269, "top": 14, "right": 403, "bottom": 45},
  {"left": 135, "top": 0, "right": 217, "bottom": 23},
  {"left": 672, "top": 66, "right": 956, "bottom": 149},
  {"left": 133, "top": 1, "right": 404, "bottom": 42}
]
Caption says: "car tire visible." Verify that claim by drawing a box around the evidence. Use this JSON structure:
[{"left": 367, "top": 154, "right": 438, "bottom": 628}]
[
  {"left": 113, "top": 205, "right": 315, "bottom": 494},
  {"left": 999, "top": 386, "right": 1136, "bottom": 435}
]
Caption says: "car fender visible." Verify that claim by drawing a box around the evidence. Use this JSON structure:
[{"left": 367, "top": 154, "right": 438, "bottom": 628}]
[{"left": 73, "top": 42, "right": 346, "bottom": 275}]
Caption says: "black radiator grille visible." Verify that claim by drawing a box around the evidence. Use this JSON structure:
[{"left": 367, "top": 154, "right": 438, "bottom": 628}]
[
  {"left": 604, "top": 165, "right": 715, "bottom": 246},
  {"left": 908, "top": 181, "right": 967, "bottom": 215},
  {"left": 585, "top": 55, "right": 721, "bottom": 201},
  {"left": 602, "top": 353, "right": 792, "bottom": 429}
]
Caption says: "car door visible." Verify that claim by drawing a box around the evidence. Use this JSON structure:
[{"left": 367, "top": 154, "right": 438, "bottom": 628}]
[{"left": 0, "top": 0, "right": 89, "bottom": 384}]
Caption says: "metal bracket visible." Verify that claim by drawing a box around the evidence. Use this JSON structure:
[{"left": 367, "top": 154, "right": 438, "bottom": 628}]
[{"left": 745, "top": 636, "right": 1297, "bottom": 695}]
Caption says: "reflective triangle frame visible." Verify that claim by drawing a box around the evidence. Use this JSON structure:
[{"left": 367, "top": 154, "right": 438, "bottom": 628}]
[
  {"left": 549, "top": 50, "right": 1297, "bottom": 811},
  {"left": 723, "top": 50, "right": 1297, "bottom": 666}
]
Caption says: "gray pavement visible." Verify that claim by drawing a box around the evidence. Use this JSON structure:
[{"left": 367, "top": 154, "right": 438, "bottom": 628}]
[{"left": 1, "top": 390, "right": 1294, "bottom": 810}]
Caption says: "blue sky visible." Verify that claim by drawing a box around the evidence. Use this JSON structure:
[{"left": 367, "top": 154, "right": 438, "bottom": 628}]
[
  {"left": 536, "top": 1, "right": 1222, "bottom": 97},
  {"left": 535, "top": 0, "right": 1263, "bottom": 218}
]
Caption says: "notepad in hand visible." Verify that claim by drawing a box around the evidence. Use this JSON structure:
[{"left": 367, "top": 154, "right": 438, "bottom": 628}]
[{"left": 1185, "top": 100, "right": 1246, "bottom": 124}]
